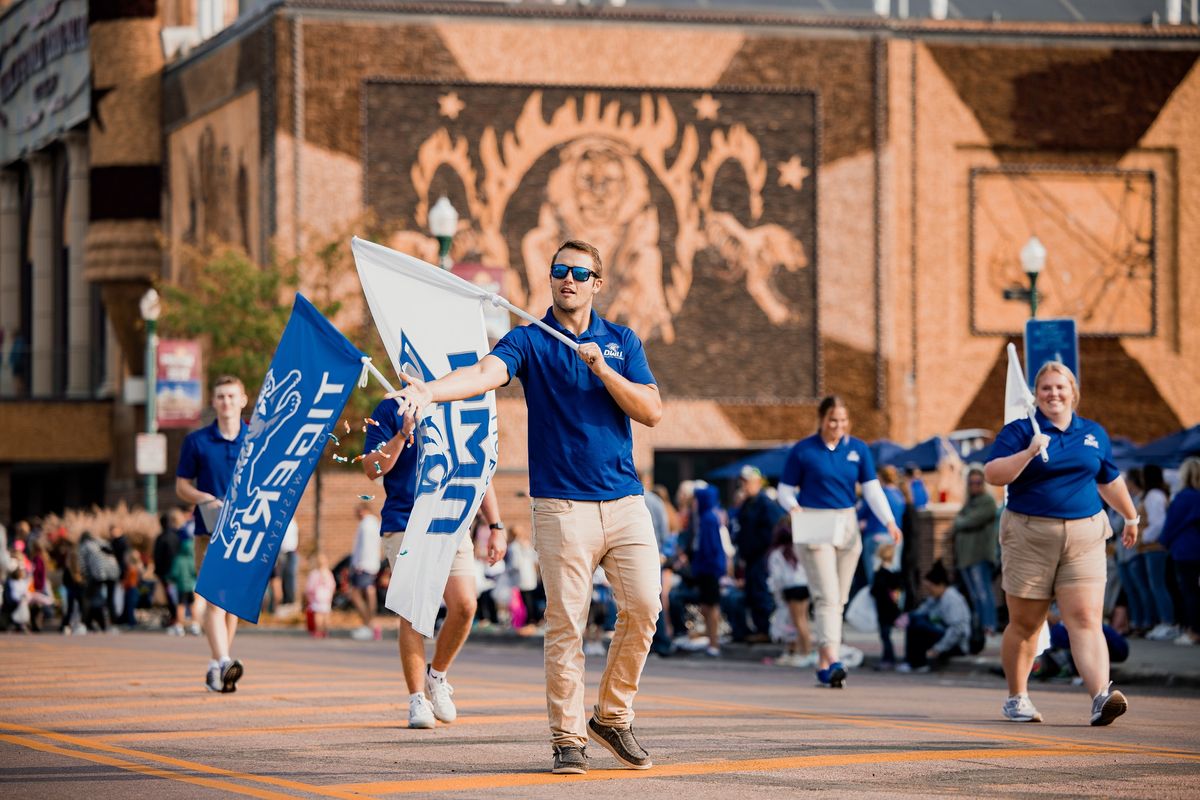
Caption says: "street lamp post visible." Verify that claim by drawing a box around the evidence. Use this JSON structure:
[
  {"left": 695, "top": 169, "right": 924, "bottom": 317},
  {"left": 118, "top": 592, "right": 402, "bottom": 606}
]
[
  {"left": 428, "top": 196, "right": 459, "bottom": 271},
  {"left": 1003, "top": 235, "right": 1047, "bottom": 319},
  {"left": 140, "top": 288, "right": 161, "bottom": 514}
]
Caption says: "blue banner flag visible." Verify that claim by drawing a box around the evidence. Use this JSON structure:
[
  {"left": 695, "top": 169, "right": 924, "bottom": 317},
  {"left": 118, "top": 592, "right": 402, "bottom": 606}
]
[{"left": 196, "top": 294, "right": 364, "bottom": 622}]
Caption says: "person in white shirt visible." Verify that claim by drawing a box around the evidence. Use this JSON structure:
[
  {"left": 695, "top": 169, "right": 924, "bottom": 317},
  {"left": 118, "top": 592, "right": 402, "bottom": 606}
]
[{"left": 350, "top": 504, "right": 383, "bottom": 641}]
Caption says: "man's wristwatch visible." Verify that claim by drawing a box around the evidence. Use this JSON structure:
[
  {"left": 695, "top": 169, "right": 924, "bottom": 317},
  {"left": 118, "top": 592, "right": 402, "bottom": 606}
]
[
  {"left": 489, "top": 522, "right": 505, "bottom": 531},
  {"left": 1124, "top": 515, "right": 1140, "bottom": 527}
]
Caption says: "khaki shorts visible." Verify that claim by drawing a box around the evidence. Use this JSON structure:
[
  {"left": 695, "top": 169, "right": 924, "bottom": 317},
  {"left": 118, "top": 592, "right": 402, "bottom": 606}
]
[
  {"left": 382, "top": 530, "right": 475, "bottom": 579},
  {"left": 999, "top": 510, "right": 1111, "bottom": 600}
]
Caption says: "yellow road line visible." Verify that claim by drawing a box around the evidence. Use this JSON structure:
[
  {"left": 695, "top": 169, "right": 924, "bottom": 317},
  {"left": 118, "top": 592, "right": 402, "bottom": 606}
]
[
  {"left": 329, "top": 745, "right": 1132, "bottom": 795},
  {"left": 0, "top": 733, "right": 302, "bottom": 800},
  {"left": 0, "top": 722, "right": 366, "bottom": 800}
]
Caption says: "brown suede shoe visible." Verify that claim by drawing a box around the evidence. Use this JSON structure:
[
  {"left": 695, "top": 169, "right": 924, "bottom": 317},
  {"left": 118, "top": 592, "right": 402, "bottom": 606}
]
[{"left": 588, "top": 717, "right": 652, "bottom": 769}]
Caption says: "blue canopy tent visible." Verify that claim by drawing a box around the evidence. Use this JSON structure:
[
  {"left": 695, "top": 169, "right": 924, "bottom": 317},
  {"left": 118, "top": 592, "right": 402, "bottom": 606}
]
[
  {"left": 881, "top": 436, "right": 957, "bottom": 472},
  {"left": 706, "top": 444, "right": 794, "bottom": 480},
  {"left": 869, "top": 439, "right": 905, "bottom": 468},
  {"left": 1127, "top": 425, "right": 1200, "bottom": 468}
]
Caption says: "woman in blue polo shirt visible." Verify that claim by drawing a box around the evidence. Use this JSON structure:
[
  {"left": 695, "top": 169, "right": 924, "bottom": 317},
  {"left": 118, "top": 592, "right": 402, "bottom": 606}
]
[
  {"left": 985, "top": 362, "right": 1140, "bottom": 727},
  {"left": 777, "top": 396, "right": 901, "bottom": 688}
]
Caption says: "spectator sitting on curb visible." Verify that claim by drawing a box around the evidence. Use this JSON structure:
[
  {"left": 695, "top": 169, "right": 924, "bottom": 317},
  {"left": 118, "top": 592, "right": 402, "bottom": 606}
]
[{"left": 897, "top": 561, "right": 971, "bottom": 673}]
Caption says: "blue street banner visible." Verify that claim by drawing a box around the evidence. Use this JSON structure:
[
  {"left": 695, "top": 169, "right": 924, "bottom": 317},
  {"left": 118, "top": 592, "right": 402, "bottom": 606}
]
[
  {"left": 196, "top": 294, "right": 365, "bottom": 622},
  {"left": 1024, "top": 318, "right": 1079, "bottom": 390}
]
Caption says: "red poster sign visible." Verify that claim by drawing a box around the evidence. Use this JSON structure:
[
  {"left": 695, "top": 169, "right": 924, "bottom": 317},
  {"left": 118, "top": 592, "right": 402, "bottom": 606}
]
[{"left": 156, "top": 339, "right": 204, "bottom": 429}]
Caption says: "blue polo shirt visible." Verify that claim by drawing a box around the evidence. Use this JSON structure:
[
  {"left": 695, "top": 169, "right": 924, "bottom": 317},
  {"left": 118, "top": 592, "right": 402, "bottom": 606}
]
[
  {"left": 363, "top": 398, "right": 419, "bottom": 533},
  {"left": 988, "top": 410, "right": 1120, "bottom": 520},
  {"left": 490, "top": 309, "right": 655, "bottom": 501},
  {"left": 176, "top": 420, "right": 248, "bottom": 536},
  {"left": 781, "top": 434, "right": 876, "bottom": 509}
]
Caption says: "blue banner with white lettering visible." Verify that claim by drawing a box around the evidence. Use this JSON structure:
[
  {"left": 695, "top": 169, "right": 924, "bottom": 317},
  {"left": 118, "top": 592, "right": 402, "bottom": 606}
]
[{"left": 196, "top": 294, "right": 364, "bottom": 622}]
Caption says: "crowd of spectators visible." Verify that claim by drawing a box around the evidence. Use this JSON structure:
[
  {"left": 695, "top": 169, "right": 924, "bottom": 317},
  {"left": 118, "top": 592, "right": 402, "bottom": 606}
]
[{"left": 4, "top": 454, "right": 1195, "bottom": 671}]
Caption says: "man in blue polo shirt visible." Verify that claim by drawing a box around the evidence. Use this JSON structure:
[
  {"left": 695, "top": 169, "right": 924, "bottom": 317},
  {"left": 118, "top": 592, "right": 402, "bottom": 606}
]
[
  {"left": 176, "top": 375, "right": 249, "bottom": 694},
  {"left": 388, "top": 239, "right": 663, "bottom": 776}
]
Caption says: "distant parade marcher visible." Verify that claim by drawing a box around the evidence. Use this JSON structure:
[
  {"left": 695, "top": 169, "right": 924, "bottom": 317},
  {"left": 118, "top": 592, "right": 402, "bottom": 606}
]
[
  {"left": 388, "top": 239, "right": 663, "bottom": 775},
  {"left": 985, "top": 362, "right": 1139, "bottom": 726},
  {"left": 362, "top": 399, "right": 506, "bottom": 730},
  {"left": 777, "top": 396, "right": 902, "bottom": 689},
  {"left": 175, "top": 375, "right": 249, "bottom": 693}
]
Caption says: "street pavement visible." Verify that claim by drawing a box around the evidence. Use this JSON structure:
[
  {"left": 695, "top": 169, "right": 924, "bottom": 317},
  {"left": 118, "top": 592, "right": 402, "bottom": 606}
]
[{"left": 2, "top": 630, "right": 1198, "bottom": 799}]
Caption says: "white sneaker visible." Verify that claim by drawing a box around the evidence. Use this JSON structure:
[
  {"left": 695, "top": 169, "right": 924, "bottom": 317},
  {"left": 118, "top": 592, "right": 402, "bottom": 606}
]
[
  {"left": 1174, "top": 632, "right": 1198, "bottom": 646},
  {"left": 167, "top": 623, "right": 184, "bottom": 636},
  {"left": 408, "top": 694, "right": 435, "bottom": 729},
  {"left": 1146, "top": 623, "right": 1179, "bottom": 641},
  {"left": 1090, "top": 681, "right": 1127, "bottom": 726},
  {"left": 776, "top": 653, "right": 799, "bottom": 667},
  {"left": 1002, "top": 693, "right": 1043, "bottom": 723},
  {"left": 795, "top": 652, "right": 819, "bottom": 668},
  {"left": 583, "top": 641, "right": 607, "bottom": 657},
  {"left": 425, "top": 670, "right": 457, "bottom": 723},
  {"left": 71, "top": 624, "right": 87, "bottom": 636},
  {"left": 351, "top": 625, "right": 375, "bottom": 641},
  {"left": 187, "top": 623, "right": 202, "bottom": 636}
]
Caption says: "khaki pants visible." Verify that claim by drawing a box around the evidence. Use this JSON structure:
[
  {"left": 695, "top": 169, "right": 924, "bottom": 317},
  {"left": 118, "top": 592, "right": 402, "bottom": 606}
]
[
  {"left": 799, "top": 510, "right": 862, "bottom": 653},
  {"left": 531, "top": 495, "right": 661, "bottom": 748}
]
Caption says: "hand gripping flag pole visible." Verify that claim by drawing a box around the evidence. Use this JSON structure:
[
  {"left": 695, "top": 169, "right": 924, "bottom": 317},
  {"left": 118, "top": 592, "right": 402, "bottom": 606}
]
[{"left": 1005, "top": 342, "right": 1049, "bottom": 463}]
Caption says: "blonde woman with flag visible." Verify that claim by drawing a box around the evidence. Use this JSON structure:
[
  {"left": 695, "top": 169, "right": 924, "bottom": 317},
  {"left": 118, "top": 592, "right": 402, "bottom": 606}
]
[{"left": 985, "top": 361, "right": 1140, "bottom": 726}]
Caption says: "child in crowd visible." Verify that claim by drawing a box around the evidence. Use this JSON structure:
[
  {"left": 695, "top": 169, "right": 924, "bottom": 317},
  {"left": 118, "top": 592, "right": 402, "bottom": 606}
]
[
  {"left": 168, "top": 533, "right": 198, "bottom": 637},
  {"left": 507, "top": 525, "right": 542, "bottom": 634},
  {"left": 870, "top": 541, "right": 904, "bottom": 670},
  {"left": 7, "top": 561, "right": 32, "bottom": 632},
  {"left": 305, "top": 553, "right": 336, "bottom": 638},
  {"left": 767, "top": 519, "right": 814, "bottom": 667}
]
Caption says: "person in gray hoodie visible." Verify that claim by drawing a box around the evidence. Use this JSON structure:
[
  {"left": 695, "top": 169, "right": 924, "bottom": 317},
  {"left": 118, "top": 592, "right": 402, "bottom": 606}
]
[{"left": 898, "top": 561, "right": 971, "bottom": 672}]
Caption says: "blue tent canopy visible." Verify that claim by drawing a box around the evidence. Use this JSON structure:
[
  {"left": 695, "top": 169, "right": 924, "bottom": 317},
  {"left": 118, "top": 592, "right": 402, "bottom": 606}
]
[
  {"left": 1128, "top": 424, "right": 1200, "bottom": 468},
  {"left": 869, "top": 439, "right": 905, "bottom": 467},
  {"left": 880, "top": 436, "right": 956, "bottom": 472},
  {"left": 705, "top": 445, "right": 793, "bottom": 480}
]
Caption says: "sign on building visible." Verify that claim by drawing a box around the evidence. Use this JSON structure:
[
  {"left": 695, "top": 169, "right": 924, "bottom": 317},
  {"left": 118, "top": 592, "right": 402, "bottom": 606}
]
[
  {"left": 0, "top": 0, "right": 90, "bottom": 165},
  {"left": 1024, "top": 318, "right": 1079, "bottom": 389},
  {"left": 156, "top": 339, "right": 204, "bottom": 428}
]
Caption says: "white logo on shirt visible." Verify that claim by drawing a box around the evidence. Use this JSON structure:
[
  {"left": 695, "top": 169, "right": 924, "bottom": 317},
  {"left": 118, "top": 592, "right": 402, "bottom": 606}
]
[
  {"left": 1083, "top": 433, "right": 1099, "bottom": 449},
  {"left": 847, "top": 451, "right": 861, "bottom": 463},
  {"left": 603, "top": 342, "right": 624, "bottom": 360}
]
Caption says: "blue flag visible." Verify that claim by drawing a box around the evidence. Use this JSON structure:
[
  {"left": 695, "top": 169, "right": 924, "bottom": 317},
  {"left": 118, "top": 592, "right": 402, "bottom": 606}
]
[{"left": 196, "top": 294, "right": 364, "bottom": 622}]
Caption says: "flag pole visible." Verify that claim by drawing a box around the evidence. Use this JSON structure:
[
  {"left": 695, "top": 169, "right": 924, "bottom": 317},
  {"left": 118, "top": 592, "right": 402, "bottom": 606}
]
[
  {"left": 485, "top": 294, "right": 580, "bottom": 353},
  {"left": 1007, "top": 344, "right": 1049, "bottom": 463}
]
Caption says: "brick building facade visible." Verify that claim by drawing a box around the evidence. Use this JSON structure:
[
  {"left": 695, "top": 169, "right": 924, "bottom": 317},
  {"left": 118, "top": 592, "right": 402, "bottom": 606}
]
[{"left": 3, "top": 2, "right": 1199, "bottom": 559}]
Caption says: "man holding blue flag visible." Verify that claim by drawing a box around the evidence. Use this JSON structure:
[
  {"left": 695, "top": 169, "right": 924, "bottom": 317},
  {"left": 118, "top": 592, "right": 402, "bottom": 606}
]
[
  {"left": 176, "top": 375, "right": 249, "bottom": 693},
  {"left": 389, "top": 240, "right": 664, "bottom": 775},
  {"left": 189, "top": 294, "right": 368, "bottom": 693}
]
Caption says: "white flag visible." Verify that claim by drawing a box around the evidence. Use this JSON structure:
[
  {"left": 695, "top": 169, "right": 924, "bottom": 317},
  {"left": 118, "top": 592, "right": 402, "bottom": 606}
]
[
  {"left": 1004, "top": 343, "right": 1048, "bottom": 463},
  {"left": 351, "top": 237, "right": 500, "bottom": 636}
]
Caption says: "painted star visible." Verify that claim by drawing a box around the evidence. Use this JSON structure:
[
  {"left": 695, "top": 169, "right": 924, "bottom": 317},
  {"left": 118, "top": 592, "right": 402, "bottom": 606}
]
[
  {"left": 777, "top": 156, "right": 810, "bottom": 191},
  {"left": 693, "top": 93, "right": 721, "bottom": 121},
  {"left": 438, "top": 92, "right": 465, "bottom": 120}
]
